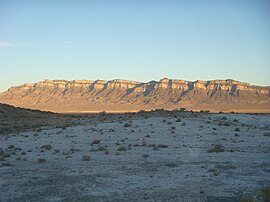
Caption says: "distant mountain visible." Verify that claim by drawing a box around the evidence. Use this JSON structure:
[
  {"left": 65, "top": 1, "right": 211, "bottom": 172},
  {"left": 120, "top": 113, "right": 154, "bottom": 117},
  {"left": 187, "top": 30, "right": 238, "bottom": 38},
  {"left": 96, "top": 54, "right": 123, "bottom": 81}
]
[{"left": 0, "top": 78, "right": 269, "bottom": 112}]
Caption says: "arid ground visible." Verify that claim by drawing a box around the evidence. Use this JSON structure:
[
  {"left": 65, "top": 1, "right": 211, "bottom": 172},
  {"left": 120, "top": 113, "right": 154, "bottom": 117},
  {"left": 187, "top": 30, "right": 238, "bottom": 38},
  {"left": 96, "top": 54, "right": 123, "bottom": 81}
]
[{"left": 0, "top": 110, "right": 270, "bottom": 202}]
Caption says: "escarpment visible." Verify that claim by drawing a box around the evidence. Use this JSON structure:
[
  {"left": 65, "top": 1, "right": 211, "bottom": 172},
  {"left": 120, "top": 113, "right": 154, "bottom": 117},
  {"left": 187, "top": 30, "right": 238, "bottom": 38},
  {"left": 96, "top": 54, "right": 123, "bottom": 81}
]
[{"left": 0, "top": 78, "right": 269, "bottom": 112}]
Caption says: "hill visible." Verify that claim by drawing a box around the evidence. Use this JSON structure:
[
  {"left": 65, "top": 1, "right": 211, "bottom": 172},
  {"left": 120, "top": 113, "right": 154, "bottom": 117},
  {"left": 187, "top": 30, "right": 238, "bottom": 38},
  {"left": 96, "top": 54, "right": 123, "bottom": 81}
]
[{"left": 0, "top": 103, "right": 75, "bottom": 135}]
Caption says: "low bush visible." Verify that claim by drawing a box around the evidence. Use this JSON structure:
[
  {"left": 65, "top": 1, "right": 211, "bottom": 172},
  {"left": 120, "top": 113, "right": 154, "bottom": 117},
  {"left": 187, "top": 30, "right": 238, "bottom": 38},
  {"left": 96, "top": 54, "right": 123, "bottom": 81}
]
[
  {"left": 81, "top": 155, "right": 91, "bottom": 161},
  {"left": 142, "top": 154, "right": 149, "bottom": 160},
  {"left": 158, "top": 144, "right": 168, "bottom": 148},
  {"left": 240, "top": 196, "right": 256, "bottom": 202},
  {"left": 207, "top": 144, "right": 224, "bottom": 153},
  {"left": 117, "top": 146, "right": 127, "bottom": 151},
  {"left": 37, "top": 158, "right": 46, "bottom": 163},
  {"left": 40, "top": 144, "right": 52, "bottom": 150},
  {"left": 124, "top": 123, "right": 132, "bottom": 127},
  {"left": 176, "top": 118, "right": 182, "bottom": 122},
  {"left": 91, "top": 139, "right": 101, "bottom": 145},
  {"left": 235, "top": 128, "right": 240, "bottom": 132},
  {"left": 259, "top": 188, "right": 270, "bottom": 201}
]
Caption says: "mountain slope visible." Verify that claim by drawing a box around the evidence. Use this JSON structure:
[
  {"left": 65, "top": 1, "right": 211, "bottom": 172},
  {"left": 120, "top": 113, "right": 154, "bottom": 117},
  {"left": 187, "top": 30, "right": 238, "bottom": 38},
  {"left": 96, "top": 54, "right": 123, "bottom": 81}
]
[{"left": 0, "top": 78, "right": 269, "bottom": 112}]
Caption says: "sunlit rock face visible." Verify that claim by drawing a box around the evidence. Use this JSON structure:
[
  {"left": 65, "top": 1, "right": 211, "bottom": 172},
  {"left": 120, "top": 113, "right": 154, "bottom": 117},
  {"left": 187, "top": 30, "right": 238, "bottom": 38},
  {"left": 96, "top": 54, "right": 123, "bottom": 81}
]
[{"left": 0, "top": 78, "right": 269, "bottom": 112}]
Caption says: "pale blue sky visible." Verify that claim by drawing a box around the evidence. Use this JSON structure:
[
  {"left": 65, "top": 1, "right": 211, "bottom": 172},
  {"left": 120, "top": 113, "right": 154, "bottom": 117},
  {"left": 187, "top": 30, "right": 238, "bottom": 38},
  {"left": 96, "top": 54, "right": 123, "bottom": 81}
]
[{"left": 0, "top": 0, "right": 270, "bottom": 92}]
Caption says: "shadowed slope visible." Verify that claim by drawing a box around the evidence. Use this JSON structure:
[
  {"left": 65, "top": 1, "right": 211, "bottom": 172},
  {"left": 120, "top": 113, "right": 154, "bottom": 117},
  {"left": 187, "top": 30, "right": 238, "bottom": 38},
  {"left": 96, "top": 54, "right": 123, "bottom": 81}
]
[{"left": 0, "top": 103, "right": 75, "bottom": 135}]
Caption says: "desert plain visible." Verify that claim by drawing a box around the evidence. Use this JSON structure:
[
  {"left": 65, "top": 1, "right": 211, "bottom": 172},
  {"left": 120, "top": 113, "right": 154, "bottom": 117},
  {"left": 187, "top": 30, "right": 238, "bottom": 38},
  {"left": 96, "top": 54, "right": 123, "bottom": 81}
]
[{"left": 0, "top": 108, "right": 270, "bottom": 202}]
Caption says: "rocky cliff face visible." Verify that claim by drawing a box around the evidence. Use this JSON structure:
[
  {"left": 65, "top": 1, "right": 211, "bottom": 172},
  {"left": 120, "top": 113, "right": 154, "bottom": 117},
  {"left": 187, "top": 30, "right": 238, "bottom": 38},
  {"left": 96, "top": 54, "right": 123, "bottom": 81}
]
[{"left": 0, "top": 78, "right": 269, "bottom": 112}]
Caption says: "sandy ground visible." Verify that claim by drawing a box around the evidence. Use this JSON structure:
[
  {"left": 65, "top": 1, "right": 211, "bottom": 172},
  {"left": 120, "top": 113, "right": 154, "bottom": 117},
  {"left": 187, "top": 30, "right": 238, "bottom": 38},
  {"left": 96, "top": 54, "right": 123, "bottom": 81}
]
[{"left": 0, "top": 111, "right": 270, "bottom": 202}]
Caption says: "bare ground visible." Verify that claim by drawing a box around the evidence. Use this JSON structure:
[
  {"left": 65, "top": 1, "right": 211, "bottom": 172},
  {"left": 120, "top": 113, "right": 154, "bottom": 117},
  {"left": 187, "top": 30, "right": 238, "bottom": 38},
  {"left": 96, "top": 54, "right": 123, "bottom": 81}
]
[{"left": 0, "top": 111, "right": 270, "bottom": 202}]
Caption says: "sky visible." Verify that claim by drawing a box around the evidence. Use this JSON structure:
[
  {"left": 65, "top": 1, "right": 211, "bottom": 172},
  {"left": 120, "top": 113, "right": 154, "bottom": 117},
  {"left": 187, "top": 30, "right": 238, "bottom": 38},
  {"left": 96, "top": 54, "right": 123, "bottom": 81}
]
[{"left": 0, "top": 0, "right": 270, "bottom": 92}]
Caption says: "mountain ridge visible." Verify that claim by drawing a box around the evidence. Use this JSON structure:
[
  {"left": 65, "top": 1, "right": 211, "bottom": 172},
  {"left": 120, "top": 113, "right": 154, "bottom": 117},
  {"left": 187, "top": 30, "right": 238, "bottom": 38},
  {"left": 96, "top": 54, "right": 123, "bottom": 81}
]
[{"left": 1, "top": 78, "right": 270, "bottom": 113}]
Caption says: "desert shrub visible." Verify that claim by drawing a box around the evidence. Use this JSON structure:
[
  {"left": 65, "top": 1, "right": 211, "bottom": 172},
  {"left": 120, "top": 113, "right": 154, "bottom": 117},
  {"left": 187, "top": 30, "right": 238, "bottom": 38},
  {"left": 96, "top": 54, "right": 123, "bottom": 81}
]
[
  {"left": 70, "top": 148, "right": 75, "bottom": 152},
  {"left": 181, "top": 122, "right": 186, "bottom": 126},
  {"left": 36, "top": 128, "right": 42, "bottom": 132},
  {"left": 98, "top": 146, "right": 107, "bottom": 152},
  {"left": 90, "top": 148, "right": 97, "bottom": 152},
  {"left": 153, "top": 146, "right": 159, "bottom": 151},
  {"left": 180, "top": 107, "right": 186, "bottom": 111},
  {"left": 263, "top": 133, "right": 270, "bottom": 137},
  {"left": 4, "top": 153, "right": 10, "bottom": 158},
  {"left": 100, "top": 111, "right": 106, "bottom": 115},
  {"left": 175, "top": 118, "right": 182, "bottom": 122},
  {"left": 54, "top": 149, "right": 60, "bottom": 153},
  {"left": 167, "top": 121, "right": 172, "bottom": 125},
  {"left": 207, "top": 144, "right": 224, "bottom": 153},
  {"left": 0, "top": 148, "right": 4, "bottom": 156},
  {"left": 171, "top": 126, "right": 176, "bottom": 130},
  {"left": 81, "top": 155, "right": 91, "bottom": 161},
  {"left": 235, "top": 128, "right": 240, "bottom": 132},
  {"left": 165, "top": 163, "right": 177, "bottom": 168},
  {"left": 91, "top": 139, "right": 100, "bottom": 145},
  {"left": 141, "top": 140, "right": 147, "bottom": 146},
  {"left": 7, "top": 145, "right": 15, "bottom": 150},
  {"left": 240, "top": 195, "right": 257, "bottom": 202},
  {"left": 124, "top": 123, "right": 132, "bottom": 127},
  {"left": 117, "top": 146, "right": 127, "bottom": 151},
  {"left": 65, "top": 155, "right": 72, "bottom": 159},
  {"left": 259, "top": 188, "right": 270, "bottom": 201},
  {"left": 158, "top": 144, "right": 168, "bottom": 148},
  {"left": 1, "top": 162, "right": 12, "bottom": 167},
  {"left": 37, "top": 158, "right": 46, "bottom": 163},
  {"left": 142, "top": 154, "right": 149, "bottom": 160},
  {"left": 62, "top": 151, "right": 71, "bottom": 155},
  {"left": 233, "top": 119, "right": 239, "bottom": 123},
  {"left": 40, "top": 144, "right": 52, "bottom": 150}
]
